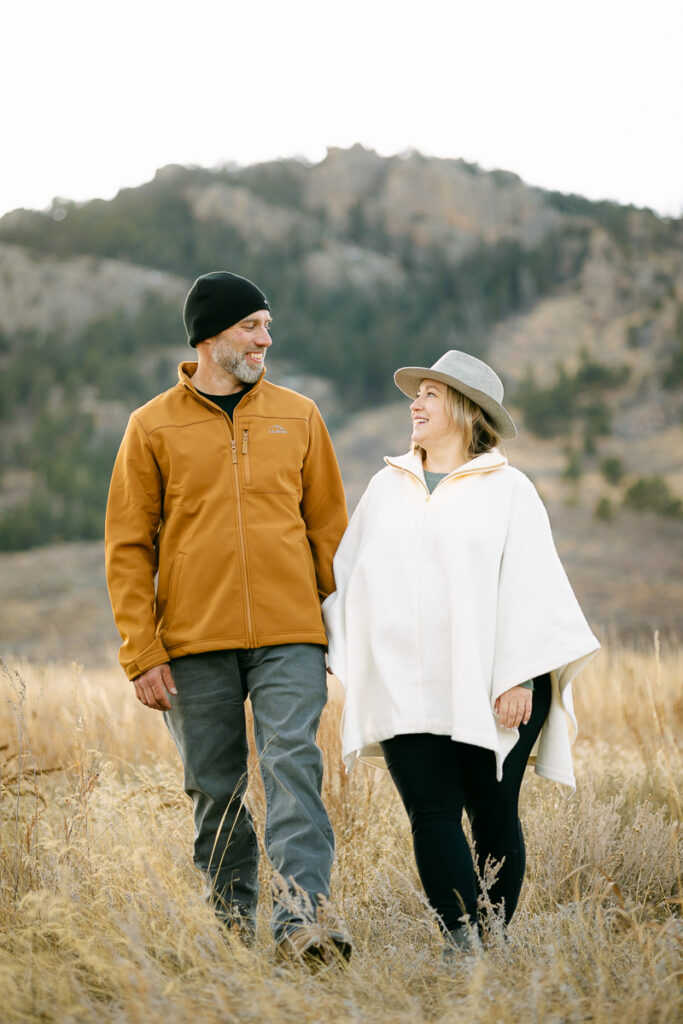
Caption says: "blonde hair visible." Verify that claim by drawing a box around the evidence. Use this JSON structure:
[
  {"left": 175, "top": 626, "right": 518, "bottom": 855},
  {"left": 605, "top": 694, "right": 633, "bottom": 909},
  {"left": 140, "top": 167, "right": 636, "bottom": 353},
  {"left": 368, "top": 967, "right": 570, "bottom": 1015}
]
[{"left": 412, "top": 384, "right": 501, "bottom": 461}]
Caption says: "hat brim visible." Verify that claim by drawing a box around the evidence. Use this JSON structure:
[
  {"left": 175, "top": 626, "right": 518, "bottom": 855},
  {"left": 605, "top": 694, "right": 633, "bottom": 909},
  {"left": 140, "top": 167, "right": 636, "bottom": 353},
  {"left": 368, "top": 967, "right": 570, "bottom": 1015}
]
[{"left": 394, "top": 366, "right": 517, "bottom": 439}]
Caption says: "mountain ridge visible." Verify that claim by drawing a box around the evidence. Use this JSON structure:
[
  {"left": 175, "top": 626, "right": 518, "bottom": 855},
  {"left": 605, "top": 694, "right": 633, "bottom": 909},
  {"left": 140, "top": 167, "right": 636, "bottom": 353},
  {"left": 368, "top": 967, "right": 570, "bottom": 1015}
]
[{"left": 0, "top": 145, "right": 681, "bottom": 635}]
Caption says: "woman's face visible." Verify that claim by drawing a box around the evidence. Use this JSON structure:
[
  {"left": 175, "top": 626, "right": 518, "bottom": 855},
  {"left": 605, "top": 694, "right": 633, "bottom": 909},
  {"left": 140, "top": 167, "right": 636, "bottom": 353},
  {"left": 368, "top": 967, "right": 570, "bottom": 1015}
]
[{"left": 410, "top": 378, "right": 461, "bottom": 449}]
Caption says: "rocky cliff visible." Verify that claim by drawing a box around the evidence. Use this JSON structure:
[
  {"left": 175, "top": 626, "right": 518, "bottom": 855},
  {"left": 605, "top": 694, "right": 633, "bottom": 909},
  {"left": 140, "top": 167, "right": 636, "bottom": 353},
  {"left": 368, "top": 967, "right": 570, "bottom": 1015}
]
[{"left": 0, "top": 145, "right": 681, "bottom": 641}]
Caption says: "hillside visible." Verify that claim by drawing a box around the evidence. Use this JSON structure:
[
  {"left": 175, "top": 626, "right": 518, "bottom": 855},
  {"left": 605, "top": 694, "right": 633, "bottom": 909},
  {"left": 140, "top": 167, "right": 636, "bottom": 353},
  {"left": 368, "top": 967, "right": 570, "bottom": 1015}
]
[{"left": 0, "top": 145, "right": 681, "bottom": 642}]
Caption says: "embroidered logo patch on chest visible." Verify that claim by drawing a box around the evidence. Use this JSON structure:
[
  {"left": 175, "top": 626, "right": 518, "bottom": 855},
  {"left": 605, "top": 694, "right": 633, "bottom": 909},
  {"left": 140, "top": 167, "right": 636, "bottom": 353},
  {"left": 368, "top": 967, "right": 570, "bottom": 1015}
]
[{"left": 268, "top": 424, "right": 288, "bottom": 434}]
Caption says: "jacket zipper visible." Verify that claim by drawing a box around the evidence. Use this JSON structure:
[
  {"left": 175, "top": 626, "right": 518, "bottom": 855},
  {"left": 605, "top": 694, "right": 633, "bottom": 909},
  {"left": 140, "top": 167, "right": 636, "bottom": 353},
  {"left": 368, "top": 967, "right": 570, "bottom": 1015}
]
[
  {"left": 242, "top": 429, "right": 251, "bottom": 485},
  {"left": 182, "top": 381, "right": 257, "bottom": 645},
  {"left": 227, "top": 426, "right": 256, "bottom": 647}
]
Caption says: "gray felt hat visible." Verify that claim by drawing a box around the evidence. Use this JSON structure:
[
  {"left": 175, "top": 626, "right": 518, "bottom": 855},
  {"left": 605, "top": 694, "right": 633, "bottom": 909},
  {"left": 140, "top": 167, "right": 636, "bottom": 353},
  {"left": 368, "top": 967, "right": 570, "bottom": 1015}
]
[{"left": 394, "top": 350, "right": 517, "bottom": 439}]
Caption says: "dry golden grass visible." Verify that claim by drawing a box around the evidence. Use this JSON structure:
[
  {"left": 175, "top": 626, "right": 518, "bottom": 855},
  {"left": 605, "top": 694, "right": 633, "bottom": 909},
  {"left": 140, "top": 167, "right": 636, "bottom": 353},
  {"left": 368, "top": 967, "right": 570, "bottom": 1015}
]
[{"left": 1, "top": 638, "right": 681, "bottom": 1024}]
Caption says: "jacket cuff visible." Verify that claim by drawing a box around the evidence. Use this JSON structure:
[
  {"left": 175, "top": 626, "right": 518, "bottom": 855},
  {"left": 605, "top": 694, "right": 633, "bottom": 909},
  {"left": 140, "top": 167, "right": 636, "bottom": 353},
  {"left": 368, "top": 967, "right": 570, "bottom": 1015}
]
[{"left": 124, "top": 639, "right": 171, "bottom": 681}]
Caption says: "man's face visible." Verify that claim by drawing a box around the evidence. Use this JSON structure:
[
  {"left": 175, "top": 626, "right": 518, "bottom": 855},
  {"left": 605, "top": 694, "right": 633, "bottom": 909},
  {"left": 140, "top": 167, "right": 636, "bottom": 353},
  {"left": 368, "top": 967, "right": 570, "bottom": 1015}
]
[{"left": 210, "top": 309, "right": 273, "bottom": 384}]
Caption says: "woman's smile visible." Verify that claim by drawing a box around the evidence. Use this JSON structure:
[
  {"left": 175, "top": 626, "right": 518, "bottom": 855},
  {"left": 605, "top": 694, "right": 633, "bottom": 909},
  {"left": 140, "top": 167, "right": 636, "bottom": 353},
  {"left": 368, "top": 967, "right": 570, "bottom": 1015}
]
[{"left": 409, "top": 379, "right": 456, "bottom": 449}]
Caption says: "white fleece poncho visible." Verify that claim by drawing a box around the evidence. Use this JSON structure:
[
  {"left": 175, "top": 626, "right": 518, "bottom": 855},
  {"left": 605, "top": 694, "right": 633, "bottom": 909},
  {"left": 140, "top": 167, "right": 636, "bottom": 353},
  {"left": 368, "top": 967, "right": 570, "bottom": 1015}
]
[{"left": 322, "top": 449, "right": 600, "bottom": 788}]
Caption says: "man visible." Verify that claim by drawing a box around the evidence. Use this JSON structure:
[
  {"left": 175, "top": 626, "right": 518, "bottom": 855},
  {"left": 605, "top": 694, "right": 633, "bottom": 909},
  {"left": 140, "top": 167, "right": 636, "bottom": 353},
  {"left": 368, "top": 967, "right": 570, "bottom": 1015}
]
[{"left": 105, "top": 271, "right": 350, "bottom": 962}]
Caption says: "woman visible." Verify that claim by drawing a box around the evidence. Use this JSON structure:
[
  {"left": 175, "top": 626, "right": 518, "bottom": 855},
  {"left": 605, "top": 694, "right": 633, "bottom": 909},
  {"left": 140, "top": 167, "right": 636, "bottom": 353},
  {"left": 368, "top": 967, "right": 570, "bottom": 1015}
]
[{"left": 323, "top": 350, "right": 600, "bottom": 957}]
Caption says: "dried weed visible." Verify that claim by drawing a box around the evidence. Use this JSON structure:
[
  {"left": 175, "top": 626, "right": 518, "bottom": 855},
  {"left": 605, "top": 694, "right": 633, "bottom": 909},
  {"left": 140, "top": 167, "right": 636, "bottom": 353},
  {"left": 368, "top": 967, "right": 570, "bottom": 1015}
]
[{"left": 0, "top": 640, "right": 680, "bottom": 1023}]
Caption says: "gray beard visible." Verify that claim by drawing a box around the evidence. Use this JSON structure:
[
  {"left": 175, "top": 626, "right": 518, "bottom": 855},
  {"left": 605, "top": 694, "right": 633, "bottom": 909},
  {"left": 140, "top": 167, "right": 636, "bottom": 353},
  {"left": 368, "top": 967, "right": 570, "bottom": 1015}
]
[{"left": 212, "top": 340, "right": 263, "bottom": 384}]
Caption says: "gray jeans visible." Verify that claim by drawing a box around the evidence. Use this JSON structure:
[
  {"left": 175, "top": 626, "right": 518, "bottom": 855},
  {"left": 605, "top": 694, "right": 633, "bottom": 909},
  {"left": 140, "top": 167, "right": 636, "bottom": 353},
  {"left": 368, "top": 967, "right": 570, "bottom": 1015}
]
[{"left": 163, "top": 644, "right": 334, "bottom": 940}]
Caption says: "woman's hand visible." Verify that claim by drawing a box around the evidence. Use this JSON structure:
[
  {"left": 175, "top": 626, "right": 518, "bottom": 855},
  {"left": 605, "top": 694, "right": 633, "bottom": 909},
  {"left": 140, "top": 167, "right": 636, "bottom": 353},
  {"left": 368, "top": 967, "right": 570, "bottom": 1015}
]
[{"left": 495, "top": 685, "right": 532, "bottom": 730}]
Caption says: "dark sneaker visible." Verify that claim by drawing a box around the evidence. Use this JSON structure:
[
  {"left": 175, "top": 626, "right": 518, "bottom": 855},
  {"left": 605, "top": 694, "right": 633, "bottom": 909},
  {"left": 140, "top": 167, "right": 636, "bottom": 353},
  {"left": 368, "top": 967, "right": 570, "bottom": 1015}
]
[{"left": 440, "top": 923, "right": 481, "bottom": 965}]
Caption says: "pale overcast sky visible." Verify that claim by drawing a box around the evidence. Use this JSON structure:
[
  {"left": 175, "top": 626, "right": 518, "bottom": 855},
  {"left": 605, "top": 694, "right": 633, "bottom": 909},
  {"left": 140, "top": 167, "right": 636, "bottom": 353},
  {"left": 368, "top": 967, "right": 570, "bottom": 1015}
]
[{"left": 4, "top": 0, "right": 682, "bottom": 218}]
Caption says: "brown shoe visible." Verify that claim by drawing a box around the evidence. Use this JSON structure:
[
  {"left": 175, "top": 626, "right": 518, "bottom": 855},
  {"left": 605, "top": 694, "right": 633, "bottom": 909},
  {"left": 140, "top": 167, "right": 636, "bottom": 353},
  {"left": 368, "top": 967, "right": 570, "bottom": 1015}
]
[{"left": 276, "top": 925, "right": 352, "bottom": 967}]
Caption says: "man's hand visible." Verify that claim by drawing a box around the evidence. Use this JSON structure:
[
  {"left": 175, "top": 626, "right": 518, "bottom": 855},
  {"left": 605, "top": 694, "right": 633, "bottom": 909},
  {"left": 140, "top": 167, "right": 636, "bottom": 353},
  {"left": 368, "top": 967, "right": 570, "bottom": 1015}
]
[
  {"left": 132, "top": 663, "right": 177, "bottom": 711},
  {"left": 494, "top": 685, "right": 532, "bottom": 730}
]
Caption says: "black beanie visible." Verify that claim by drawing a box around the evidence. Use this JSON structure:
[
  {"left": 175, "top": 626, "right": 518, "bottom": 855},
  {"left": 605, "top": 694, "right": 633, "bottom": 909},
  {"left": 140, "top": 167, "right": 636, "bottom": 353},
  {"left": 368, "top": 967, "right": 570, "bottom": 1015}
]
[{"left": 183, "top": 271, "right": 271, "bottom": 347}]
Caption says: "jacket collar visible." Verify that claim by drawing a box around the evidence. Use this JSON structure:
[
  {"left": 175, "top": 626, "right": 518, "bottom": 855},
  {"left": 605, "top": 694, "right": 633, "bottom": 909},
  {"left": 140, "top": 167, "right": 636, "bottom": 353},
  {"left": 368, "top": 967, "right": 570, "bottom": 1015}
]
[
  {"left": 177, "top": 361, "right": 266, "bottom": 407},
  {"left": 384, "top": 448, "right": 508, "bottom": 490}
]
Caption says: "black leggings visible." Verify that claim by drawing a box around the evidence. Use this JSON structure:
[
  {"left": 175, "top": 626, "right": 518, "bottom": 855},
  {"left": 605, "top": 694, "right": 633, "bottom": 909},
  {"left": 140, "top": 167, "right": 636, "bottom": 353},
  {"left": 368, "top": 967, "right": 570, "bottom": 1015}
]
[{"left": 380, "top": 674, "right": 551, "bottom": 932}]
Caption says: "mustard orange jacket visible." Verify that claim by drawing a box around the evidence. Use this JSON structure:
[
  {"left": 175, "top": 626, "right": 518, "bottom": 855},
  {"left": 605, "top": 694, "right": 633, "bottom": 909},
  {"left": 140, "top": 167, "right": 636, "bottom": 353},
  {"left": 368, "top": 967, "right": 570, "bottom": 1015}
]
[{"left": 105, "top": 363, "right": 348, "bottom": 680}]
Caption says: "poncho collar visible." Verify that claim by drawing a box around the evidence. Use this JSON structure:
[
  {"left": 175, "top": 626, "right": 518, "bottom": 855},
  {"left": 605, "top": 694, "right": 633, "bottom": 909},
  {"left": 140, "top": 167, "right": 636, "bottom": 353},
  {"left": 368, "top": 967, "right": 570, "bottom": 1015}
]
[{"left": 384, "top": 448, "right": 508, "bottom": 493}]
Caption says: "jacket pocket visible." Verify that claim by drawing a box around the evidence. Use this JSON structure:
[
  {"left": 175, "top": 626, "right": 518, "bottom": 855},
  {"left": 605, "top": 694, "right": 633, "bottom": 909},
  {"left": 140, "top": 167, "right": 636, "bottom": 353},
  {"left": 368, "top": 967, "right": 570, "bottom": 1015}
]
[
  {"left": 162, "top": 551, "right": 185, "bottom": 627},
  {"left": 239, "top": 416, "right": 308, "bottom": 494},
  {"left": 242, "top": 429, "right": 251, "bottom": 485}
]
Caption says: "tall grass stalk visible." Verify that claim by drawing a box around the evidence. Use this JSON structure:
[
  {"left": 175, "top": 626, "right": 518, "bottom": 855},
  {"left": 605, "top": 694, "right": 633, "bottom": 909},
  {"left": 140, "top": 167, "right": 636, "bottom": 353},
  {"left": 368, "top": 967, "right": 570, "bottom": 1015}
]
[{"left": 0, "top": 640, "right": 681, "bottom": 1023}]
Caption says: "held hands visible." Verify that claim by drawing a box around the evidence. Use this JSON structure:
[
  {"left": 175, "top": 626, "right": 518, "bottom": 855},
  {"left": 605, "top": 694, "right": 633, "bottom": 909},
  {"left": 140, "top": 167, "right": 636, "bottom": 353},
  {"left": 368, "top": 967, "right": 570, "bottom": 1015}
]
[
  {"left": 132, "top": 663, "right": 177, "bottom": 711},
  {"left": 494, "top": 685, "right": 532, "bottom": 730}
]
